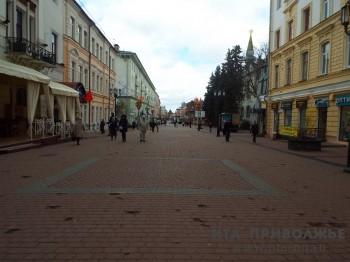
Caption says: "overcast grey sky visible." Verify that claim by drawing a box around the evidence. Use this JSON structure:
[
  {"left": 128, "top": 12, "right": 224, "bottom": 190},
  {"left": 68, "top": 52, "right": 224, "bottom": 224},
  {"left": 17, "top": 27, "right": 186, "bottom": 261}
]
[{"left": 79, "top": 0, "right": 270, "bottom": 112}]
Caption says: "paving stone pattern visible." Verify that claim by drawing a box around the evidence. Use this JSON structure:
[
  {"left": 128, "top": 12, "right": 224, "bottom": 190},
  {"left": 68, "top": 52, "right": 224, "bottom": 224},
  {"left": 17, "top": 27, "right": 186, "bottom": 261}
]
[{"left": 0, "top": 125, "right": 349, "bottom": 261}]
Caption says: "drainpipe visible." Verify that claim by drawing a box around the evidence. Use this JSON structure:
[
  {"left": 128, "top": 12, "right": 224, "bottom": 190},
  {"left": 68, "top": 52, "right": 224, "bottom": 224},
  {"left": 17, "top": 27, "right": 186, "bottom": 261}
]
[{"left": 88, "top": 22, "right": 94, "bottom": 130}]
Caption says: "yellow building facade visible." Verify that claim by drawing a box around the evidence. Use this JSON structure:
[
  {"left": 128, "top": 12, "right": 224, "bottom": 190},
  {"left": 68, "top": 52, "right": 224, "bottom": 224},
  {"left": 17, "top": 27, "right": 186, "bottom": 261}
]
[
  {"left": 267, "top": 0, "right": 350, "bottom": 142},
  {"left": 63, "top": 0, "right": 118, "bottom": 130}
]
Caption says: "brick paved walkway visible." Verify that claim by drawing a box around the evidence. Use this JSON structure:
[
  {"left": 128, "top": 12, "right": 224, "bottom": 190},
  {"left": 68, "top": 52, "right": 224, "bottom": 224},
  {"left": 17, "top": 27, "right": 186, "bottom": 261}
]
[{"left": 0, "top": 125, "right": 349, "bottom": 261}]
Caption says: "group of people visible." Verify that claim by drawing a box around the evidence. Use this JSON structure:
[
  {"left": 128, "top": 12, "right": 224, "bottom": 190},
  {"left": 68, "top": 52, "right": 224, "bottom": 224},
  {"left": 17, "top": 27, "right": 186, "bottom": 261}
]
[
  {"left": 73, "top": 114, "right": 259, "bottom": 145},
  {"left": 222, "top": 120, "right": 259, "bottom": 143},
  {"left": 99, "top": 113, "right": 151, "bottom": 143}
]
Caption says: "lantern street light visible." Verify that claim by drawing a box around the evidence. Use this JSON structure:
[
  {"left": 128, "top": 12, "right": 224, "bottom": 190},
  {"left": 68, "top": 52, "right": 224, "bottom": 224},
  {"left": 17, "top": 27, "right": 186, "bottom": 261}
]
[{"left": 341, "top": 0, "right": 350, "bottom": 36}]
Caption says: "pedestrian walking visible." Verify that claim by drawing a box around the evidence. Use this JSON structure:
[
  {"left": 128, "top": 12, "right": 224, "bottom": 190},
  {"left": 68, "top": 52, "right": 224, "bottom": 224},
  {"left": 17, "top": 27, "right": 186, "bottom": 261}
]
[
  {"left": 223, "top": 121, "right": 231, "bottom": 142},
  {"left": 132, "top": 121, "right": 136, "bottom": 130},
  {"left": 73, "top": 117, "right": 85, "bottom": 145},
  {"left": 100, "top": 119, "right": 105, "bottom": 134},
  {"left": 138, "top": 115, "right": 148, "bottom": 142},
  {"left": 150, "top": 118, "right": 156, "bottom": 132},
  {"left": 108, "top": 112, "right": 115, "bottom": 136},
  {"left": 119, "top": 115, "right": 128, "bottom": 142},
  {"left": 251, "top": 121, "right": 259, "bottom": 143},
  {"left": 110, "top": 117, "right": 117, "bottom": 140},
  {"left": 209, "top": 122, "right": 212, "bottom": 133}
]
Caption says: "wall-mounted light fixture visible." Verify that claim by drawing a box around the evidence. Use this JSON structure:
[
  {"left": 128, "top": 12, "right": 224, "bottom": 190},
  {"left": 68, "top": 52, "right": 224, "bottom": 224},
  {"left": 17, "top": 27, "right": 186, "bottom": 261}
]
[
  {"left": 341, "top": 0, "right": 350, "bottom": 36},
  {"left": 1, "top": 19, "right": 10, "bottom": 25}
]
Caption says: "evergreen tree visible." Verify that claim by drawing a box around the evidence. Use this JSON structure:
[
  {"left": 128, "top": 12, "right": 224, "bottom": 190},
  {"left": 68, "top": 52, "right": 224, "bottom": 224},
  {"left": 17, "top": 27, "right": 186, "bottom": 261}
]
[
  {"left": 203, "top": 66, "right": 221, "bottom": 124},
  {"left": 221, "top": 45, "right": 245, "bottom": 113}
]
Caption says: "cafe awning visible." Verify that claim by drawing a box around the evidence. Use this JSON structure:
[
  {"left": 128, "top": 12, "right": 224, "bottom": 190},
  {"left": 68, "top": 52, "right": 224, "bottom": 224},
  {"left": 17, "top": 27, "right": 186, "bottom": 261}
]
[
  {"left": 0, "top": 59, "right": 50, "bottom": 84},
  {"left": 49, "top": 81, "right": 79, "bottom": 97}
]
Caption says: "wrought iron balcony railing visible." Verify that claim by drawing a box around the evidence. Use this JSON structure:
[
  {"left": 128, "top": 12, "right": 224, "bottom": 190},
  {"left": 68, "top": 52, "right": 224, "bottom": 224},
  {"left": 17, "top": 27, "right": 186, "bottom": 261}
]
[{"left": 6, "top": 37, "right": 56, "bottom": 65}]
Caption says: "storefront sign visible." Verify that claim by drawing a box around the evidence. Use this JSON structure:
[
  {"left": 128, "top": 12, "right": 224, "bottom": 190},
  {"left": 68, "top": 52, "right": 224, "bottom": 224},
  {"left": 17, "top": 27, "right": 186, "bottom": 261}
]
[
  {"left": 296, "top": 100, "right": 307, "bottom": 109},
  {"left": 271, "top": 103, "right": 279, "bottom": 110},
  {"left": 281, "top": 102, "right": 292, "bottom": 109},
  {"left": 314, "top": 98, "right": 328, "bottom": 107},
  {"left": 336, "top": 94, "right": 350, "bottom": 106}
]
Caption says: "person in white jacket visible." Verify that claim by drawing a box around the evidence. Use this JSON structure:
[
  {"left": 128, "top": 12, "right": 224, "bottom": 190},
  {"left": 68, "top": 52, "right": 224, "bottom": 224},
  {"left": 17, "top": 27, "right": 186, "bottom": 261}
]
[
  {"left": 138, "top": 115, "right": 149, "bottom": 142},
  {"left": 73, "top": 117, "right": 85, "bottom": 145}
]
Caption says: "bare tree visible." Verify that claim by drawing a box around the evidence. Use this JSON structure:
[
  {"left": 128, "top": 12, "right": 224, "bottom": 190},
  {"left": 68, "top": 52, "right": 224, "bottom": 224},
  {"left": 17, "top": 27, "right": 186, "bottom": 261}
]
[{"left": 244, "top": 41, "right": 268, "bottom": 98}]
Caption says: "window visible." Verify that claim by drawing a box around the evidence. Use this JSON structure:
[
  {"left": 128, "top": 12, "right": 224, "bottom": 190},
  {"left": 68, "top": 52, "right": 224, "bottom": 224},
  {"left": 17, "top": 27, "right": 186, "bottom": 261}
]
[
  {"left": 301, "top": 52, "right": 308, "bottom": 80},
  {"left": 105, "top": 51, "right": 108, "bottom": 65},
  {"left": 284, "top": 109, "right": 292, "bottom": 126},
  {"left": 274, "top": 65, "right": 279, "bottom": 88},
  {"left": 321, "top": 42, "right": 330, "bottom": 74},
  {"left": 92, "top": 72, "right": 95, "bottom": 90},
  {"left": 275, "top": 30, "right": 280, "bottom": 49},
  {"left": 322, "top": 0, "right": 330, "bottom": 20},
  {"left": 96, "top": 43, "right": 99, "bottom": 58},
  {"left": 277, "top": 0, "right": 281, "bottom": 10},
  {"left": 29, "top": 17, "right": 34, "bottom": 42},
  {"left": 51, "top": 32, "right": 57, "bottom": 62},
  {"left": 100, "top": 47, "right": 103, "bottom": 61},
  {"left": 70, "top": 17, "right": 75, "bottom": 39},
  {"left": 287, "top": 19, "right": 294, "bottom": 41},
  {"left": 302, "top": 7, "right": 310, "bottom": 32},
  {"left": 286, "top": 59, "right": 292, "bottom": 85},
  {"left": 97, "top": 76, "right": 100, "bottom": 92},
  {"left": 339, "top": 106, "right": 350, "bottom": 140},
  {"left": 16, "top": 9, "right": 23, "bottom": 38},
  {"left": 84, "top": 69, "right": 88, "bottom": 86},
  {"left": 299, "top": 108, "right": 306, "bottom": 128},
  {"left": 84, "top": 31, "right": 88, "bottom": 49},
  {"left": 79, "top": 65, "right": 83, "bottom": 82},
  {"left": 91, "top": 38, "right": 95, "bottom": 55},
  {"left": 71, "top": 61, "right": 76, "bottom": 82},
  {"left": 78, "top": 26, "right": 82, "bottom": 45},
  {"left": 111, "top": 59, "right": 114, "bottom": 71}
]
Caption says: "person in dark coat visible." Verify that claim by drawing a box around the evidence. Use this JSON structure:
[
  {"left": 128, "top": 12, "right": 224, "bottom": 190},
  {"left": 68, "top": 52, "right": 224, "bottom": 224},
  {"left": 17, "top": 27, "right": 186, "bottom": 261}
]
[
  {"left": 251, "top": 121, "right": 259, "bottom": 143},
  {"left": 108, "top": 112, "right": 115, "bottom": 136},
  {"left": 109, "top": 117, "right": 117, "bottom": 140},
  {"left": 150, "top": 119, "right": 156, "bottom": 132},
  {"left": 119, "top": 115, "right": 128, "bottom": 142},
  {"left": 100, "top": 119, "right": 105, "bottom": 134},
  {"left": 223, "top": 121, "right": 231, "bottom": 142}
]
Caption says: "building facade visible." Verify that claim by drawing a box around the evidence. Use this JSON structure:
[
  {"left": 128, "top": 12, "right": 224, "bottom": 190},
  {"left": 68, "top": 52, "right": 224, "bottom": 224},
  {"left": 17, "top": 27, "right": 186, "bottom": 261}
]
[
  {"left": 64, "top": 0, "right": 118, "bottom": 130},
  {"left": 116, "top": 51, "right": 159, "bottom": 124},
  {"left": 267, "top": 0, "right": 350, "bottom": 142},
  {"left": 0, "top": 0, "right": 80, "bottom": 141}
]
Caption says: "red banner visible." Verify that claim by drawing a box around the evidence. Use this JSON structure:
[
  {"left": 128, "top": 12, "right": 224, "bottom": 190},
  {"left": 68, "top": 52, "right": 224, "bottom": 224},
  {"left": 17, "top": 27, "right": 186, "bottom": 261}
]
[{"left": 85, "top": 90, "right": 93, "bottom": 102}]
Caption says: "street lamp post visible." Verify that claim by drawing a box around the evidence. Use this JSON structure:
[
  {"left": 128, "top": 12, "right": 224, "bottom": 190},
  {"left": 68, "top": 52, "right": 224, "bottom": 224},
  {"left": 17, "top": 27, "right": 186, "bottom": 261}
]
[
  {"left": 214, "top": 90, "right": 225, "bottom": 137},
  {"left": 342, "top": 1, "right": 350, "bottom": 173}
]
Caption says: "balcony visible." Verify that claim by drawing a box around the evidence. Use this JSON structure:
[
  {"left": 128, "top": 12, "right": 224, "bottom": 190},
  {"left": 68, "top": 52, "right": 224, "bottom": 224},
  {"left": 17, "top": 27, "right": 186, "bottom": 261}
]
[{"left": 6, "top": 37, "right": 56, "bottom": 70}]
